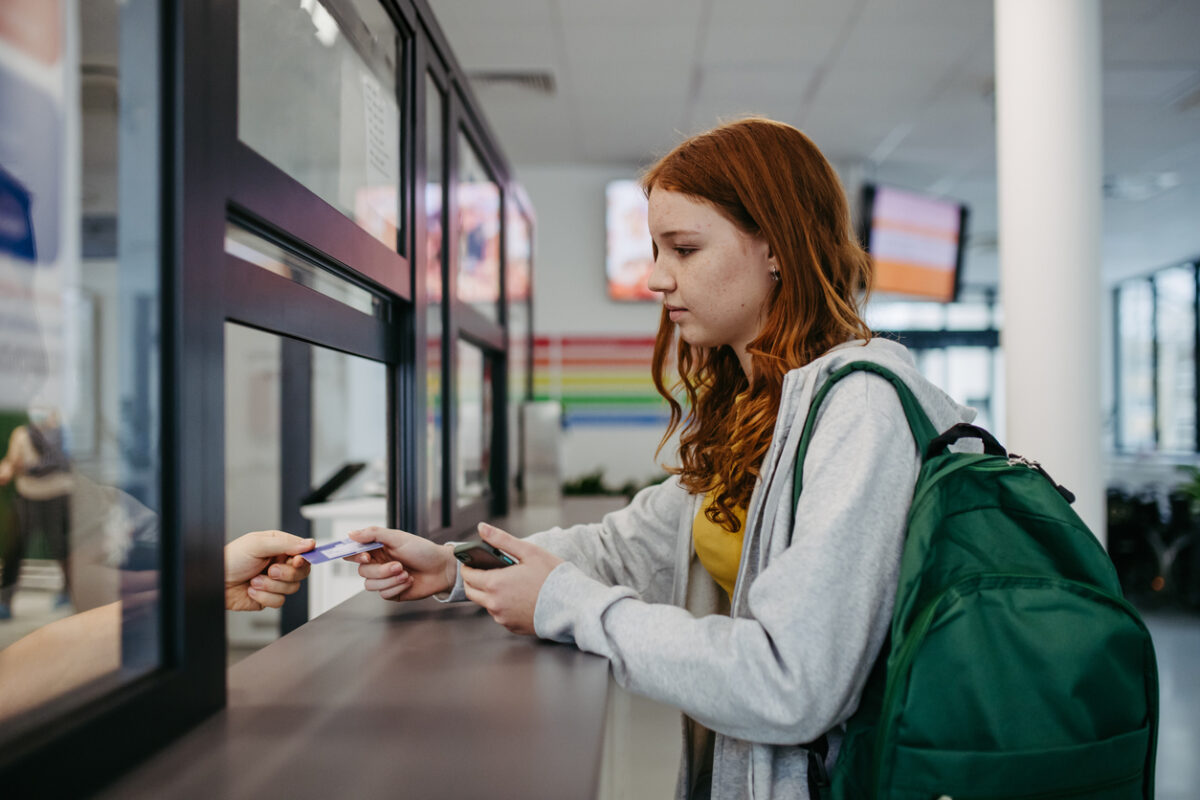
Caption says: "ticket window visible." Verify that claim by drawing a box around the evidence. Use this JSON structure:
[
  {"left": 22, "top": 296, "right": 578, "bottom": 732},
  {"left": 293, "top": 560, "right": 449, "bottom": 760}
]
[{"left": 223, "top": 321, "right": 388, "bottom": 662}]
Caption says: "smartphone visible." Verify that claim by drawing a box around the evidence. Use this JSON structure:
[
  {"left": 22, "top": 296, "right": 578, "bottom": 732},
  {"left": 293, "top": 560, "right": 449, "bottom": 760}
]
[{"left": 453, "top": 541, "right": 517, "bottom": 569}]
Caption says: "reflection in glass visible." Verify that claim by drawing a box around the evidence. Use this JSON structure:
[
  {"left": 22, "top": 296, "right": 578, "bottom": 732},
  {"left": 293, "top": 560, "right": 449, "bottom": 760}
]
[
  {"left": 239, "top": 0, "right": 401, "bottom": 249},
  {"left": 506, "top": 208, "right": 533, "bottom": 500},
  {"left": 456, "top": 341, "right": 492, "bottom": 508},
  {"left": 1155, "top": 266, "right": 1196, "bottom": 453},
  {"left": 426, "top": 74, "right": 444, "bottom": 528},
  {"left": 0, "top": 0, "right": 161, "bottom": 722},
  {"left": 1118, "top": 281, "right": 1156, "bottom": 452},
  {"left": 224, "top": 324, "right": 387, "bottom": 660},
  {"left": 456, "top": 133, "right": 501, "bottom": 319},
  {"left": 225, "top": 222, "right": 384, "bottom": 317}
]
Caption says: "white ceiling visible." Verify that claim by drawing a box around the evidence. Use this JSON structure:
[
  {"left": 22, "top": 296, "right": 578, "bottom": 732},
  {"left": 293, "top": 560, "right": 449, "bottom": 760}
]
[{"left": 428, "top": 0, "right": 1200, "bottom": 289}]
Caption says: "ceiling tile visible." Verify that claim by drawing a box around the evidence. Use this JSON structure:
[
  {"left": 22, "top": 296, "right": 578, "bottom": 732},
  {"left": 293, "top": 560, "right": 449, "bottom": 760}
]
[{"left": 561, "top": 20, "right": 702, "bottom": 68}]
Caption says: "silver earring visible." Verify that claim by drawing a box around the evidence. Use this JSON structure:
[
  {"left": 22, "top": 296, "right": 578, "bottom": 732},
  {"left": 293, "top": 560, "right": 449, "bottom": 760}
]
[{"left": 769, "top": 268, "right": 780, "bottom": 282}]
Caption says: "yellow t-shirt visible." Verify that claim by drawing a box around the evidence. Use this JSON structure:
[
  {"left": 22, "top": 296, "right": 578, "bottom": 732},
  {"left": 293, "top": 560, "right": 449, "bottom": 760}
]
[{"left": 692, "top": 487, "right": 747, "bottom": 599}]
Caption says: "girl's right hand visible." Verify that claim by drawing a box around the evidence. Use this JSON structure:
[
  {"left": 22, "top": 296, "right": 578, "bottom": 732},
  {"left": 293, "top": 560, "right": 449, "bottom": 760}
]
[{"left": 347, "top": 526, "right": 458, "bottom": 601}]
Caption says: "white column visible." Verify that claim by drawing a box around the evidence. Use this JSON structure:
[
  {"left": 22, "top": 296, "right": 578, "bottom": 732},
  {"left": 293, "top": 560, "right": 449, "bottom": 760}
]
[{"left": 995, "top": 0, "right": 1105, "bottom": 541}]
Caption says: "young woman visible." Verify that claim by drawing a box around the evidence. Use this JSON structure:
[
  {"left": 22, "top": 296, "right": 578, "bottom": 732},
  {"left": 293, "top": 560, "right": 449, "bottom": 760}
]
[{"left": 349, "top": 117, "right": 975, "bottom": 799}]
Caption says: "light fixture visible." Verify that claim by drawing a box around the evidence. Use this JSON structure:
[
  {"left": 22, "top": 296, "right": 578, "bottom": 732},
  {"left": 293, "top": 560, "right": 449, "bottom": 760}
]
[{"left": 299, "top": 0, "right": 339, "bottom": 47}]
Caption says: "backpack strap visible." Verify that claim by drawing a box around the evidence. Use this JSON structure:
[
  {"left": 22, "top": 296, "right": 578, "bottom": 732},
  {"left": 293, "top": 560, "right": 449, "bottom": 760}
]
[
  {"left": 792, "top": 361, "right": 939, "bottom": 506},
  {"left": 789, "top": 362, "right": 939, "bottom": 783}
]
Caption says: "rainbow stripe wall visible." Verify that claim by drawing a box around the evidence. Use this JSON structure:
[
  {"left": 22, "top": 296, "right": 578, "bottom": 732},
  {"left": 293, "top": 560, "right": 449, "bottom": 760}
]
[{"left": 533, "top": 335, "right": 671, "bottom": 427}]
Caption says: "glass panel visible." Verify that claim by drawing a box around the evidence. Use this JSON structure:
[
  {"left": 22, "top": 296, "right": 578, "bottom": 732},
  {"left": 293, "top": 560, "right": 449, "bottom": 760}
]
[
  {"left": 225, "top": 222, "right": 385, "bottom": 318},
  {"left": 425, "top": 74, "right": 444, "bottom": 528},
  {"left": 223, "top": 325, "right": 283, "bottom": 660},
  {"left": 455, "top": 132, "right": 500, "bottom": 320},
  {"left": 0, "top": 0, "right": 162, "bottom": 723},
  {"left": 239, "top": 0, "right": 401, "bottom": 250},
  {"left": 308, "top": 343, "right": 387, "bottom": 616},
  {"left": 456, "top": 340, "right": 492, "bottom": 508},
  {"left": 1117, "top": 281, "right": 1156, "bottom": 452},
  {"left": 506, "top": 208, "right": 532, "bottom": 500},
  {"left": 1155, "top": 265, "right": 1196, "bottom": 453},
  {"left": 224, "top": 324, "right": 387, "bottom": 662}
]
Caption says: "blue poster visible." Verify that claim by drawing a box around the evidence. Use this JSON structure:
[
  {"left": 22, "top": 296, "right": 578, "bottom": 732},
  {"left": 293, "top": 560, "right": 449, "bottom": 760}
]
[
  {"left": 0, "top": 63, "right": 61, "bottom": 264},
  {"left": 0, "top": 164, "right": 35, "bottom": 261}
]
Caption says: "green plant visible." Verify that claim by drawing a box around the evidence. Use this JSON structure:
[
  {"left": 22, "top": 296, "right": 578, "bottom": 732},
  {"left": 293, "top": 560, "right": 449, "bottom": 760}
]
[
  {"left": 1176, "top": 465, "right": 1200, "bottom": 515},
  {"left": 562, "top": 469, "right": 669, "bottom": 498}
]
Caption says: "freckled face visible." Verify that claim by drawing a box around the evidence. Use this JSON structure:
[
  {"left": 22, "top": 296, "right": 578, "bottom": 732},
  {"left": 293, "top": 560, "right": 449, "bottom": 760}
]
[{"left": 646, "top": 189, "right": 776, "bottom": 360}]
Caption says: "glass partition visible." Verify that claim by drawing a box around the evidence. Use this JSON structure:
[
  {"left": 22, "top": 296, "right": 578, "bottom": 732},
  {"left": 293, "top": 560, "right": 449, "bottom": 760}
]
[
  {"left": 455, "top": 132, "right": 501, "bottom": 320},
  {"left": 506, "top": 207, "right": 533, "bottom": 500},
  {"left": 1155, "top": 266, "right": 1196, "bottom": 453},
  {"left": 239, "top": 0, "right": 401, "bottom": 250},
  {"left": 425, "top": 74, "right": 445, "bottom": 528},
  {"left": 456, "top": 340, "right": 492, "bottom": 508},
  {"left": 0, "top": 0, "right": 162, "bottom": 723},
  {"left": 224, "top": 323, "right": 387, "bottom": 661}
]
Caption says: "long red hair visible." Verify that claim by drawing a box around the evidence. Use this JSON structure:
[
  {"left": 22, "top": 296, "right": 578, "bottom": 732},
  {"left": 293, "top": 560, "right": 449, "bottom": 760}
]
[{"left": 644, "top": 118, "right": 874, "bottom": 531}]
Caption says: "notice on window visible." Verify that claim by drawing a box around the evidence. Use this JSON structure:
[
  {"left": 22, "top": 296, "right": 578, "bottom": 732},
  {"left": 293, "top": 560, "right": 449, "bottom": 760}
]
[{"left": 361, "top": 70, "right": 398, "bottom": 191}]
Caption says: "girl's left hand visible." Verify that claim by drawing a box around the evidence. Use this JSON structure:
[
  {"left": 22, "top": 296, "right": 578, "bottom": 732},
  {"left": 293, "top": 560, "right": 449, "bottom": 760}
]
[{"left": 461, "top": 523, "right": 563, "bottom": 635}]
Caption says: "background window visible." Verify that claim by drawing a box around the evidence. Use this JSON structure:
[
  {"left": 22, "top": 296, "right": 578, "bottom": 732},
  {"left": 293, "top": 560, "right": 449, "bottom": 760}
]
[
  {"left": 1117, "top": 280, "right": 1157, "bottom": 452},
  {"left": 1155, "top": 265, "right": 1196, "bottom": 453}
]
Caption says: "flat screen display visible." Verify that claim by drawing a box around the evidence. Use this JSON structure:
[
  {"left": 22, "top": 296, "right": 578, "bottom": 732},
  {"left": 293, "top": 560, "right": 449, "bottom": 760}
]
[
  {"left": 605, "top": 179, "right": 656, "bottom": 301},
  {"left": 861, "top": 184, "right": 968, "bottom": 303}
]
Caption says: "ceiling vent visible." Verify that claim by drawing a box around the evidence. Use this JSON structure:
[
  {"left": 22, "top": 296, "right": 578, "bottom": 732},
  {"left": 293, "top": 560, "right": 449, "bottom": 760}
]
[{"left": 468, "top": 70, "right": 556, "bottom": 95}]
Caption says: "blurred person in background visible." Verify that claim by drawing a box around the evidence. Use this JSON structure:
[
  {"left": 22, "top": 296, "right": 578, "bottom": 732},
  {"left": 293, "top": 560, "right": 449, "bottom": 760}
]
[{"left": 0, "top": 406, "right": 74, "bottom": 618}]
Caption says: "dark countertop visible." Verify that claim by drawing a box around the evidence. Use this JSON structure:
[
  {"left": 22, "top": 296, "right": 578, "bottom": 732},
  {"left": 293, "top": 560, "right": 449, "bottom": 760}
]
[{"left": 97, "top": 593, "right": 611, "bottom": 799}]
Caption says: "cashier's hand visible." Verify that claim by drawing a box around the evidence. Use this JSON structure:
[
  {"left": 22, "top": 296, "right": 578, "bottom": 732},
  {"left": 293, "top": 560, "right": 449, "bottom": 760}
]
[
  {"left": 225, "top": 530, "right": 315, "bottom": 612},
  {"left": 462, "top": 524, "right": 563, "bottom": 636},
  {"left": 348, "top": 526, "right": 459, "bottom": 601}
]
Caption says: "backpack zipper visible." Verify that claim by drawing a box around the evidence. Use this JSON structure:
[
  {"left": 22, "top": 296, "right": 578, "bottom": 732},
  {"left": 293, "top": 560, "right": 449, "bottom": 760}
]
[{"left": 1006, "top": 454, "right": 1076, "bottom": 503}]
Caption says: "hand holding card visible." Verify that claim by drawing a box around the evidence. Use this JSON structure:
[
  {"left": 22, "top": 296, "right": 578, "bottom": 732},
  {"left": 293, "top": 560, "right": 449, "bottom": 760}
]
[
  {"left": 347, "top": 526, "right": 459, "bottom": 602},
  {"left": 225, "top": 530, "right": 316, "bottom": 612},
  {"left": 299, "top": 537, "right": 384, "bottom": 565}
]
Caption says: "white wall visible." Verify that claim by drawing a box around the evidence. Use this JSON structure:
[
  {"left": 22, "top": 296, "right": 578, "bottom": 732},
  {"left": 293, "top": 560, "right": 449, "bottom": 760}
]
[{"left": 520, "top": 165, "right": 673, "bottom": 486}]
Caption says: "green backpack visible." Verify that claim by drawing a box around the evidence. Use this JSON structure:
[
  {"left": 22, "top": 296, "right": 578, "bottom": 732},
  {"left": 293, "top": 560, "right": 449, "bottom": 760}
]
[{"left": 794, "top": 362, "right": 1159, "bottom": 800}]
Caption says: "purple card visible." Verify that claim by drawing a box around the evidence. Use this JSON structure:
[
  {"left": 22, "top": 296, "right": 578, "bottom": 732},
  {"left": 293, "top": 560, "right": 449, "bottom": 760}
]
[{"left": 300, "top": 538, "right": 384, "bottom": 565}]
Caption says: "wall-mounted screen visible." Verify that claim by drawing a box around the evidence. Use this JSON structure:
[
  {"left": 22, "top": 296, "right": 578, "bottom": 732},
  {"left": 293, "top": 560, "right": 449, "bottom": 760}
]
[
  {"left": 605, "top": 179, "right": 656, "bottom": 301},
  {"left": 860, "top": 184, "right": 968, "bottom": 303}
]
